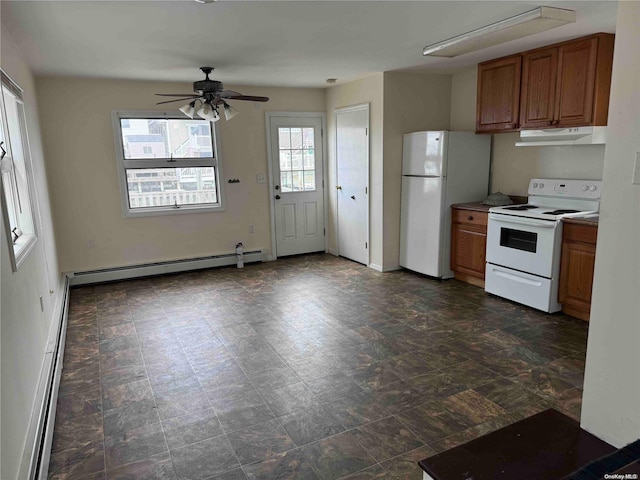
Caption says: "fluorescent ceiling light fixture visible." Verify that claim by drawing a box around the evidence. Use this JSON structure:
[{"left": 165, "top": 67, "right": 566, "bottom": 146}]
[{"left": 422, "top": 6, "right": 575, "bottom": 57}]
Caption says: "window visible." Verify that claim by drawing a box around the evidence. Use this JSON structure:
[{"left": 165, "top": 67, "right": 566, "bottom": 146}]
[
  {"left": 113, "top": 112, "right": 224, "bottom": 216},
  {"left": 278, "top": 127, "right": 316, "bottom": 192},
  {"left": 0, "top": 71, "right": 38, "bottom": 271}
]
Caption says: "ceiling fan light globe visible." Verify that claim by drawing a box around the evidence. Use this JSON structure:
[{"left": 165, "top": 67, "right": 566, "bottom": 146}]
[
  {"left": 223, "top": 104, "right": 239, "bottom": 121},
  {"left": 179, "top": 103, "right": 196, "bottom": 119}
]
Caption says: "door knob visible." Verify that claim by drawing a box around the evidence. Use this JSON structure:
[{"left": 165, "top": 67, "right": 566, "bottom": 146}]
[
  {"left": 351, "top": 195, "right": 356, "bottom": 200},
  {"left": 275, "top": 195, "right": 281, "bottom": 200},
  {"left": 336, "top": 185, "right": 342, "bottom": 190},
  {"left": 275, "top": 185, "right": 280, "bottom": 190}
]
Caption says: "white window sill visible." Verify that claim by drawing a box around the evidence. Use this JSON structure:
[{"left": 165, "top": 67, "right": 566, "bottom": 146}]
[
  {"left": 12, "top": 233, "right": 38, "bottom": 271},
  {"left": 123, "top": 204, "right": 225, "bottom": 218}
]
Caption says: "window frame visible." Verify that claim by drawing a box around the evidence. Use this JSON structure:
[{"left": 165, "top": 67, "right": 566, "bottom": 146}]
[
  {"left": 0, "top": 70, "right": 39, "bottom": 272},
  {"left": 112, "top": 110, "right": 225, "bottom": 218}
]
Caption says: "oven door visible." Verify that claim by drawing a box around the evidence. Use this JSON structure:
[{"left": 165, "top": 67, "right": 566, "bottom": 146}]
[{"left": 486, "top": 213, "right": 559, "bottom": 278}]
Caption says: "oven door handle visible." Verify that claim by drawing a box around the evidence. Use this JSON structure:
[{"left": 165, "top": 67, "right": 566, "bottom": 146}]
[{"left": 489, "top": 213, "right": 556, "bottom": 229}]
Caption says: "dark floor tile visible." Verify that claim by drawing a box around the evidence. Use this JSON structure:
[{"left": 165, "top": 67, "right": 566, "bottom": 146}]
[
  {"left": 103, "top": 399, "right": 160, "bottom": 437},
  {"left": 102, "top": 379, "right": 154, "bottom": 411},
  {"left": 246, "top": 365, "right": 300, "bottom": 392},
  {"left": 543, "top": 355, "right": 586, "bottom": 388},
  {"left": 153, "top": 384, "right": 211, "bottom": 420},
  {"left": 440, "top": 389, "right": 507, "bottom": 426},
  {"left": 146, "top": 362, "right": 199, "bottom": 394},
  {"left": 507, "top": 367, "right": 576, "bottom": 401},
  {"left": 329, "top": 391, "right": 391, "bottom": 429},
  {"left": 344, "top": 362, "right": 403, "bottom": 390},
  {"left": 171, "top": 435, "right": 240, "bottom": 480},
  {"left": 473, "top": 378, "right": 544, "bottom": 410},
  {"left": 380, "top": 445, "right": 436, "bottom": 479},
  {"left": 100, "top": 363, "right": 148, "bottom": 388},
  {"left": 48, "top": 440, "right": 105, "bottom": 479},
  {"left": 58, "top": 361, "right": 101, "bottom": 396},
  {"left": 279, "top": 404, "right": 345, "bottom": 446},
  {"left": 56, "top": 388, "right": 102, "bottom": 422},
  {"left": 106, "top": 451, "right": 176, "bottom": 479},
  {"left": 227, "top": 418, "right": 296, "bottom": 465},
  {"left": 104, "top": 423, "right": 167, "bottom": 469},
  {"left": 161, "top": 409, "right": 223, "bottom": 450},
  {"left": 99, "top": 334, "right": 139, "bottom": 354},
  {"left": 305, "top": 373, "right": 363, "bottom": 402},
  {"left": 300, "top": 431, "right": 376, "bottom": 480},
  {"left": 382, "top": 352, "right": 441, "bottom": 380},
  {"left": 337, "top": 465, "right": 387, "bottom": 479},
  {"left": 196, "top": 358, "right": 249, "bottom": 388},
  {"left": 242, "top": 449, "right": 317, "bottom": 479},
  {"left": 211, "top": 468, "right": 248, "bottom": 480},
  {"left": 261, "top": 382, "right": 322, "bottom": 417},
  {"left": 395, "top": 401, "right": 471, "bottom": 444},
  {"left": 100, "top": 346, "right": 144, "bottom": 371},
  {"left": 368, "top": 380, "right": 424, "bottom": 414},
  {"left": 52, "top": 412, "right": 103, "bottom": 452},
  {"left": 351, "top": 416, "right": 424, "bottom": 462}
]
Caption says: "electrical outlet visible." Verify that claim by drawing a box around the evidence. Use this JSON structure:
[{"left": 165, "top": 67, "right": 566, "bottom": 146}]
[
  {"left": 249, "top": 224, "right": 255, "bottom": 234},
  {"left": 87, "top": 239, "right": 95, "bottom": 249}
]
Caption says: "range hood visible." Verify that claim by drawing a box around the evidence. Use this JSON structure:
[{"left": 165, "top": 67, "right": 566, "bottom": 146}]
[{"left": 515, "top": 126, "right": 607, "bottom": 146}]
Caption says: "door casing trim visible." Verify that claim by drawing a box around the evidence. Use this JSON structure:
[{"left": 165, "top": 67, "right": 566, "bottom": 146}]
[{"left": 265, "top": 111, "right": 328, "bottom": 260}]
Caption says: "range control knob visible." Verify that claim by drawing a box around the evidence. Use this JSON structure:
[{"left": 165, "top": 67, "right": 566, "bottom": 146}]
[
  {"left": 533, "top": 182, "right": 539, "bottom": 188},
  {"left": 539, "top": 182, "right": 544, "bottom": 188},
  {"left": 582, "top": 184, "right": 590, "bottom": 191},
  {"left": 589, "top": 185, "right": 598, "bottom": 192}
]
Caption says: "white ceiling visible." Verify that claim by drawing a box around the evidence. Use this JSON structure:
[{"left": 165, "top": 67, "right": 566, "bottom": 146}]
[{"left": 1, "top": 1, "right": 617, "bottom": 88}]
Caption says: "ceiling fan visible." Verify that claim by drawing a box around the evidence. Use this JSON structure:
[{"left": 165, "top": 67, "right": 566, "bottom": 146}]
[{"left": 155, "top": 67, "right": 269, "bottom": 122}]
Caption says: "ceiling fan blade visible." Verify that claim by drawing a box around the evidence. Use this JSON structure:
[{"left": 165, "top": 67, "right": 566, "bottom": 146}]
[
  {"left": 226, "top": 95, "right": 270, "bottom": 102},
  {"left": 217, "top": 90, "right": 243, "bottom": 98},
  {"left": 155, "top": 98, "right": 201, "bottom": 105},
  {"left": 155, "top": 93, "right": 199, "bottom": 97}
]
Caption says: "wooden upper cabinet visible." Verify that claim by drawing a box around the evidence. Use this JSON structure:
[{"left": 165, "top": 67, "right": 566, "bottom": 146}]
[
  {"left": 476, "top": 55, "right": 522, "bottom": 133},
  {"left": 519, "top": 33, "right": 615, "bottom": 129},
  {"left": 520, "top": 47, "right": 559, "bottom": 128}
]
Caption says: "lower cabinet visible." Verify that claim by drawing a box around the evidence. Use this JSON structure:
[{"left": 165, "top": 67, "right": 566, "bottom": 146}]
[
  {"left": 451, "top": 208, "right": 488, "bottom": 288},
  {"left": 558, "top": 222, "right": 598, "bottom": 321}
]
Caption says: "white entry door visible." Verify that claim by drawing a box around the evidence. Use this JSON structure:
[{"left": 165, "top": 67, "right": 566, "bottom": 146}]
[
  {"left": 269, "top": 115, "right": 325, "bottom": 257},
  {"left": 336, "top": 105, "right": 369, "bottom": 265}
]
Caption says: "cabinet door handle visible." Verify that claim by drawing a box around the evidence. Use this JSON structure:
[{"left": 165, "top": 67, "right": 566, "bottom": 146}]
[{"left": 467, "top": 215, "right": 474, "bottom": 221}]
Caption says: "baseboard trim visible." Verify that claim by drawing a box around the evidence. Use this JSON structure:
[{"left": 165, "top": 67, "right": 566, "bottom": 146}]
[
  {"left": 68, "top": 251, "right": 264, "bottom": 286},
  {"left": 18, "top": 275, "right": 70, "bottom": 480},
  {"left": 369, "top": 263, "right": 401, "bottom": 273}
]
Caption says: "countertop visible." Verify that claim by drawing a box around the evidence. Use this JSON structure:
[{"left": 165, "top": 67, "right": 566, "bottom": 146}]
[
  {"left": 450, "top": 202, "right": 491, "bottom": 212},
  {"left": 563, "top": 216, "right": 599, "bottom": 226}
]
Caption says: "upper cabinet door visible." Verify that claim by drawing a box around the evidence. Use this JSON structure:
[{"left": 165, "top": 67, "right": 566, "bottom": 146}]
[
  {"left": 520, "top": 47, "right": 559, "bottom": 129},
  {"left": 476, "top": 55, "right": 522, "bottom": 133},
  {"left": 554, "top": 37, "right": 599, "bottom": 127}
]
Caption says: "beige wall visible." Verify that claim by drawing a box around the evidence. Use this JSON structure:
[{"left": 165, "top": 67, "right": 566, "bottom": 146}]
[
  {"left": 450, "top": 68, "right": 477, "bottom": 131},
  {"left": 449, "top": 71, "right": 606, "bottom": 196},
  {"left": 36, "top": 76, "right": 325, "bottom": 272},
  {"left": 325, "top": 74, "right": 384, "bottom": 267},
  {"left": 382, "top": 71, "right": 451, "bottom": 269},
  {"left": 1, "top": 26, "right": 62, "bottom": 479},
  {"left": 581, "top": 1, "right": 640, "bottom": 447}
]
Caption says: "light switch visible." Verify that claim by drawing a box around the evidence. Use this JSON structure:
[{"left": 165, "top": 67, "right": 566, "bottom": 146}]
[
  {"left": 633, "top": 153, "right": 640, "bottom": 185},
  {"left": 256, "top": 173, "right": 266, "bottom": 184}
]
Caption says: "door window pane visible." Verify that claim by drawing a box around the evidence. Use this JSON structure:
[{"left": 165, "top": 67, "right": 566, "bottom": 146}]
[{"left": 277, "top": 126, "right": 316, "bottom": 192}]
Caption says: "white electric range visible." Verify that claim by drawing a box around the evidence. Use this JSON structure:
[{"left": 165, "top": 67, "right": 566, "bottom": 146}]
[{"left": 485, "top": 178, "right": 602, "bottom": 313}]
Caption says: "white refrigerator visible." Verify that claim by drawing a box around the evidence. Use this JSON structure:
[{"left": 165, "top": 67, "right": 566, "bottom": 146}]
[{"left": 399, "top": 131, "right": 491, "bottom": 278}]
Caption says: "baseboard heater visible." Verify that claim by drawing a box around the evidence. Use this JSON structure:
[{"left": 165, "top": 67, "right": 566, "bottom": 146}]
[
  {"left": 22, "top": 276, "right": 70, "bottom": 480},
  {"left": 68, "top": 250, "right": 264, "bottom": 286}
]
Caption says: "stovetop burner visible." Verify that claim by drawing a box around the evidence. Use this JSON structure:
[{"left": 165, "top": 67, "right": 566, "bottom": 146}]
[
  {"left": 543, "top": 209, "right": 581, "bottom": 215},
  {"left": 503, "top": 205, "right": 537, "bottom": 211}
]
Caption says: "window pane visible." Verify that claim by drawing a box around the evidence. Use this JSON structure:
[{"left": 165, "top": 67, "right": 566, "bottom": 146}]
[
  {"left": 279, "top": 150, "right": 291, "bottom": 171},
  {"left": 278, "top": 128, "right": 291, "bottom": 149},
  {"left": 291, "top": 150, "right": 303, "bottom": 169},
  {"left": 292, "top": 170, "right": 303, "bottom": 191},
  {"left": 280, "top": 171, "right": 293, "bottom": 192},
  {"left": 126, "top": 167, "right": 218, "bottom": 208},
  {"left": 290, "top": 128, "right": 302, "bottom": 149},
  {"left": 302, "top": 128, "right": 314, "bottom": 149},
  {"left": 303, "top": 150, "right": 315, "bottom": 169},
  {"left": 120, "top": 118, "right": 213, "bottom": 159},
  {"left": 304, "top": 171, "right": 316, "bottom": 191}
]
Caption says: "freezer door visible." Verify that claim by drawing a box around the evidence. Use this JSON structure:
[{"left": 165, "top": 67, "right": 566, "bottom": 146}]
[
  {"left": 402, "top": 131, "right": 447, "bottom": 176},
  {"left": 399, "top": 176, "right": 445, "bottom": 277}
]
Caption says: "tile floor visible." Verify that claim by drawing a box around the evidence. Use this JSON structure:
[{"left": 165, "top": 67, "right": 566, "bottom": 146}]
[{"left": 49, "top": 254, "right": 588, "bottom": 479}]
